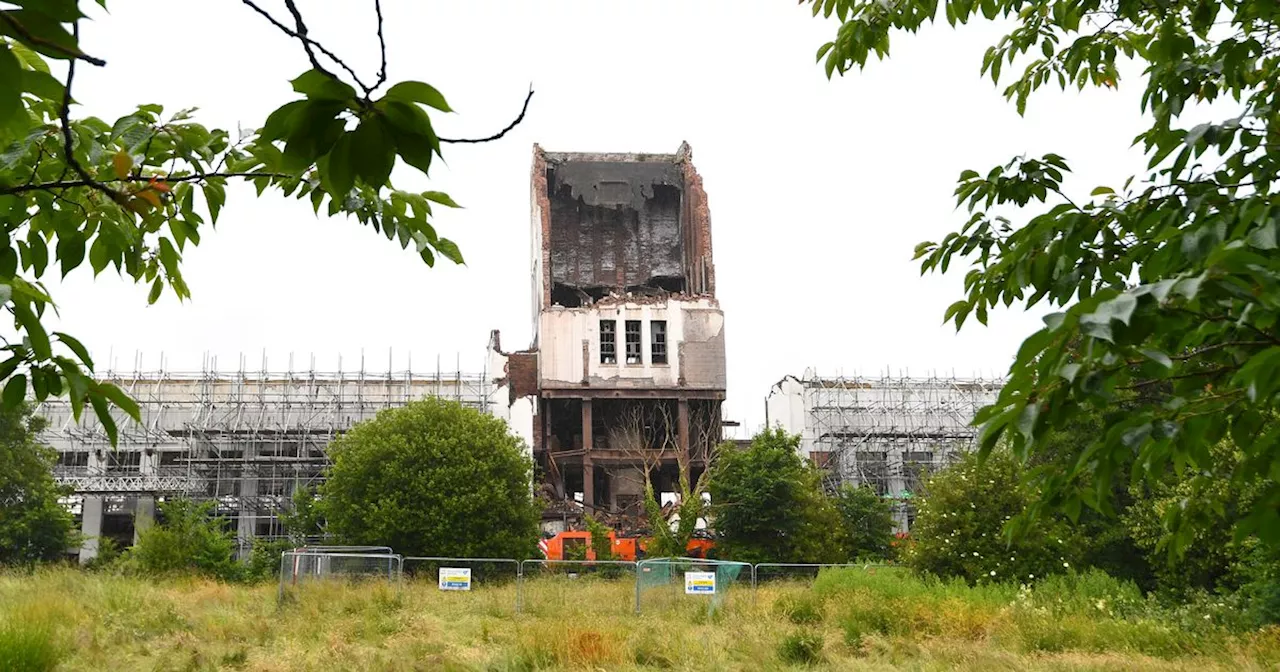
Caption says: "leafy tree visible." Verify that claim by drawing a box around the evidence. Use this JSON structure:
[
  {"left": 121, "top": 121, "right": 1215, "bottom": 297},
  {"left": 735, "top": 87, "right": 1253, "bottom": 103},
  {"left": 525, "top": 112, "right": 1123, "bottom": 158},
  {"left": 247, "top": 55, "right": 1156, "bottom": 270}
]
[
  {"left": 0, "top": 1, "right": 530, "bottom": 439},
  {"left": 278, "top": 485, "right": 325, "bottom": 542},
  {"left": 833, "top": 484, "right": 895, "bottom": 561},
  {"left": 0, "top": 403, "right": 75, "bottom": 564},
  {"left": 128, "top": 498, "right": 240, "bottom": 581},
  {"left": 642, "top": 466, "right": 708, "bottom": 558},
  {"left": 320, "top": 398, "right": 540, "bottom": 559},
  {"left": 804, "top": 0, "right": 1280, "bottom": 550},
  {"left": 584, "top": 514, "right": 615, "bottom": 561},
  {"left": 908, "top": 449, "right": 1081, "bottom": 584},
  {"left": 708, "top": 427, "right": 846, "bottom": 564}
]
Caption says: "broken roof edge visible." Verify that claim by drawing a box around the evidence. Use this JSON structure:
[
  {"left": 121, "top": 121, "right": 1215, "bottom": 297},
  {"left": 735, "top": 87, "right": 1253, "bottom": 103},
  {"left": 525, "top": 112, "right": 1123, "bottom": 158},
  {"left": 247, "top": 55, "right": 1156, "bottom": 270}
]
[{"left": 533, "top": 141, "right": 693, "bottom": 165}]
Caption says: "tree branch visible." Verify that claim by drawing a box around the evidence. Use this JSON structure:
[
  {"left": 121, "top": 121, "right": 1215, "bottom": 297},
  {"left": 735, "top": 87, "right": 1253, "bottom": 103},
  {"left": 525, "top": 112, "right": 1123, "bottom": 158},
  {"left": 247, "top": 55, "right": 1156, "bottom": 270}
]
[
  {"left": 59, "top": 23, "right": 124, "bottom": 206},
  {"left": 373, "top": 0, "right": 388, "bottom": 92},
  {"left": 0, "top": 13, "right": 106, "bottom": 66},
  {"left": 439, "top": 87, "right": 535, "bottom": 144},
  {"left": 239, "top": 0, "right": 370, "bottom": 94},
  {"left": 0, "top": 171, "right": 294, "bottom": 196}
]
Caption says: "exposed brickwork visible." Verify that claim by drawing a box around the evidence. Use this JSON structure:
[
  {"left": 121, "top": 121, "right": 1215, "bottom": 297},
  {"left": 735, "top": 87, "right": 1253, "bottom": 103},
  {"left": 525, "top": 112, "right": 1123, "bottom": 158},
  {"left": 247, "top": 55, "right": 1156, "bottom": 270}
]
[
  {"left": 507, "top": 352, "right": 539, "bottom": 403},
  {"left": 678, "top": 143, "right": 716, "bottom": 297},
  {"left": 531, "top": 145, "right": 553, "bottom": 311}
]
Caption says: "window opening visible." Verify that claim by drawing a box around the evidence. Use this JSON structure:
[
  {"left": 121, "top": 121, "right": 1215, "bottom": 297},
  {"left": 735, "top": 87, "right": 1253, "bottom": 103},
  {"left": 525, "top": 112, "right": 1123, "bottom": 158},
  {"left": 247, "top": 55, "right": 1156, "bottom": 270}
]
[
  {"left": 651, "top": 320, "right": 668, "bottom": 364},
  {"left": 625, "top": 320, "right": 642, "bottom": 365},
  {"left": 599, "top": 320, "right": 617, "bottom": 364}
]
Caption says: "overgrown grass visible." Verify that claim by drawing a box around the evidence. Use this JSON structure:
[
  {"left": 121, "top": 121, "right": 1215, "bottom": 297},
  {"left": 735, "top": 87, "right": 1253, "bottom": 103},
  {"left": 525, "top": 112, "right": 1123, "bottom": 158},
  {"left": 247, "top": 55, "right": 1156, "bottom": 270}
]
[{"left": 1, "top": 566, "right": 1277, "bottom": 670}]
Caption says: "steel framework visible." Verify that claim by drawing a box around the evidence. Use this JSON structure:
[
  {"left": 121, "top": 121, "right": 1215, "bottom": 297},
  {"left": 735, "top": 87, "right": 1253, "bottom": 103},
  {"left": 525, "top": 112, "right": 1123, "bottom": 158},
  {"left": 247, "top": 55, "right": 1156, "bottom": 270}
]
[
  {"left": 38, "top": 354, "right": 495, "bottom": 548},
  {"left": 789, "top": 371, "right": 1003, "bottom": 523}
]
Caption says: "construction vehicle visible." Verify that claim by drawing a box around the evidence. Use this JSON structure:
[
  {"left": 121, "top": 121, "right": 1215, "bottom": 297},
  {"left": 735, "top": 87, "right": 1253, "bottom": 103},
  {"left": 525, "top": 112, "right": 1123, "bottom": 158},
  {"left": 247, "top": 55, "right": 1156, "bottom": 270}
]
[{"left": 538, "top": 529, "right": 714, "bottom": 561}]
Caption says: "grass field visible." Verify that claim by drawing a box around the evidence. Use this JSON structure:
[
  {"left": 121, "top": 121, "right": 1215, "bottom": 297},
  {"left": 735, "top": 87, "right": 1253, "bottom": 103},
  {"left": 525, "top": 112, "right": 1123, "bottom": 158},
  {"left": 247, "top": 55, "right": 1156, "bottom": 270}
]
[{"left": 1, "top": 566, "right": 1278, "bottom": 671}]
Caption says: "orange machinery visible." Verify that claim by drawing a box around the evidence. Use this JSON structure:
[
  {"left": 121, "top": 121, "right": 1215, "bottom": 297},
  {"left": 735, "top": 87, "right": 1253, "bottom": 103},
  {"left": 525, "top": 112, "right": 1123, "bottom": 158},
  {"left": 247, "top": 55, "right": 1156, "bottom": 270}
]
[{"left": 540, "top": 530, "right": 714, "bottom": 561}]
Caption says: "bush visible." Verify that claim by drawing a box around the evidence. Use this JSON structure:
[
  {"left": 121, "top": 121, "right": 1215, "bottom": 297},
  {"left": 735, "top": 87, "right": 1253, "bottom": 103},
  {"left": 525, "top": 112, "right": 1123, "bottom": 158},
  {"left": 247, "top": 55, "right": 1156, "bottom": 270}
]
[
  {"left": 321, "top": 398, "right": 541, "bottom": 559},
  {"left": 0, "top": 405, "right": 76, "bottom": 566},
  {"left": 834, "top": 485, "right": 895, "bottom": 561},
  {"left": 777, "top": 629, "right": 824, "bottom": 665},
  {"left": 244, "top": 538, "right": 295, "bottom": 583},
  {"left": 128, "top": 499, "right": 241, "bottom": 581},
  {"left": 709, "top": 427, "right": 846, "bottom": 564},
  {"left": 907, "top": 450, "right": 1080, "bottom": 584}
]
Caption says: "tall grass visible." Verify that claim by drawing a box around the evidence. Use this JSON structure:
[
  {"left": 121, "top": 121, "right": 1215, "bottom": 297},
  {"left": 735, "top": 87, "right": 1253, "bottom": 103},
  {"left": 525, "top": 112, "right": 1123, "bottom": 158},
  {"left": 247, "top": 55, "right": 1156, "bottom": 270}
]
[{"left": 0, "top": 566, "right": 1277, "bottom": 670}]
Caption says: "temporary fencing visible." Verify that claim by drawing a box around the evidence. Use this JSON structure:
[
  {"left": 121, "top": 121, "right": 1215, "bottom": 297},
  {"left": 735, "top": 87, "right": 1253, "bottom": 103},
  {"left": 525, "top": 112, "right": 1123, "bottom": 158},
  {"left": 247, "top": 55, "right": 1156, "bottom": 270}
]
[
  {"left": 276, "top": 549, "right": 887, "bottom": 614},
  {"left": 636, "top": 557, "right": 752, "bottom": 615},
  {"left": 519, "top": 559, "right": 638, "bottom": 616},
  {"left": 402, "top": 556, "right": 521, "bottom": 615},
  {"left": 278, "top": 548, "right": 402, "bottom": 602}
]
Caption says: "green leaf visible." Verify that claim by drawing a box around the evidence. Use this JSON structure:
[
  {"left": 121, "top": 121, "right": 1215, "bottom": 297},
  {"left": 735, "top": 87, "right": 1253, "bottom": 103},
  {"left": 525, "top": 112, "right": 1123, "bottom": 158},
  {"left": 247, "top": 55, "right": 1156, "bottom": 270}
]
[
  {"left": 423, "top": 191, "right": 461, "bottom": 209},
  {"left": 384, "top": 81, "right": 452, "bottom": 112},
  {"left": 325, "top": 131, "right": 356, "bottom": 196},
  {"left": 0, "top": 10, "right": 85, "bottom": 61},
  {"left": 12, "top": 301, "right": 51, "bottom": 360},
  {"left": 291, "top": 69, "right": 357, "bottom": 101},
  {"left": 55, "top": 331, "right": 93, "bottom": 369},
  {"left": 57, "top": 233, "right": 85, "bottom": 278},
  {"left": 349, "top": 117, "right": 396, "bottom": 187},
  {"left": 89, "top": 392, "right": 119, "bottom": 446},
  {"left": 96, "top": 381, "right": 140, "bottom": 422},
  {"left": 0, "top": 44, "right": 22, "bottom": 130},
  {"left": 2, "top": 374, "right": 27, "bottom": 409},
  {"left": 203, "top": 182, "right": 226, "bottom": 224},
  {"left": 434, "top": 237, "right": 464, "bottom": 265},
  {"left": 1090, "top": 186, "right": 1114, "bottom": 196},
  {"left": 147, "top": 277, "right": 163, "bottom": 304},
  {"left": 19, "top": 69, "right": 64, "bottom": 101}
]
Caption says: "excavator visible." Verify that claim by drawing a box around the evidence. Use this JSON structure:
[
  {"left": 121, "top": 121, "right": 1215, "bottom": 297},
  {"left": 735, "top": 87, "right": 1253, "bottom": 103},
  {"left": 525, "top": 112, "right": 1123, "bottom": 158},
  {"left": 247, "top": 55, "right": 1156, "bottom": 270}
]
[{"left": 538, "top": 529, "right": 714, "bottom": 561}]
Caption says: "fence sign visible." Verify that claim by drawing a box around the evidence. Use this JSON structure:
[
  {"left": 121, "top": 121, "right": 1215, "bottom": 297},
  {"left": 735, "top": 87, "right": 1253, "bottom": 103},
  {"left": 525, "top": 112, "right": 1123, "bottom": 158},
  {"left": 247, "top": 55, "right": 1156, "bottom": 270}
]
[
  {"left": 684, "top": 571, "right": 716, "bottom": 595},
  {"left": 438, "top": 567, "right": 472, "bottom": 591}
]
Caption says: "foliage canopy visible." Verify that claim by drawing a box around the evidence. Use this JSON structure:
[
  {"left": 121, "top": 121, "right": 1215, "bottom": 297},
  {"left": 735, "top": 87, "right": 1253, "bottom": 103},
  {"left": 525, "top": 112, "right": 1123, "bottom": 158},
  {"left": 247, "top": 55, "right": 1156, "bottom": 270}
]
[
  {"left": 320, "top": 398, "right": 541, "bottom": 559},
  {"left": 708, "top": 427, "right": 845, "bottom": 564},
  {"left": 805, "top": 0, "right": 1280, "bottom": 549},
  {"left": 0, "top": 1, "right": 528, "bottom": 440},
  {"left": 0, "top": 403, "right": 74, "bottom": 564}
]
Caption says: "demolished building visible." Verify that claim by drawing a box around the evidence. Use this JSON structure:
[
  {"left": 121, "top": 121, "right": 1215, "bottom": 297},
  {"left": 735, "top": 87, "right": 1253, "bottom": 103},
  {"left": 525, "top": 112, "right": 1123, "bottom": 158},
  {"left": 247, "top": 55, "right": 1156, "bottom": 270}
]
[{"left": 490, "top": 143, "right": 726, "bottom": 532}]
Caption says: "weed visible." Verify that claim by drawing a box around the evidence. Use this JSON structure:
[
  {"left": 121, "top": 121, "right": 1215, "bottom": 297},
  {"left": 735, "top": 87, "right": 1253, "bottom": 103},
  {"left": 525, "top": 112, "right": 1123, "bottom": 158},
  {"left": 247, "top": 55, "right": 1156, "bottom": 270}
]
[
  {"left": 774, "top": 594, "right": 824, "bottom": 625},
  {"left": 777, "top": 629, "right": 824, "bottom": 666},
  {"left": 0, "top": 619, "right": 60, "bottom": 672}
]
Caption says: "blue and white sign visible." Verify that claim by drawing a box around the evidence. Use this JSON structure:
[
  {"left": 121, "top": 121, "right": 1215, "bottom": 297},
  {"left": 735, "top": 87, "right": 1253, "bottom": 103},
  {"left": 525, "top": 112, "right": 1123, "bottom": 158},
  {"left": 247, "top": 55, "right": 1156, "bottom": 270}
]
[
  {"left": 684, "top": 571, "right": 716, "bottom": 595},
  {"left": 438, "top": 567, "right": 472, "bottom": 591}
]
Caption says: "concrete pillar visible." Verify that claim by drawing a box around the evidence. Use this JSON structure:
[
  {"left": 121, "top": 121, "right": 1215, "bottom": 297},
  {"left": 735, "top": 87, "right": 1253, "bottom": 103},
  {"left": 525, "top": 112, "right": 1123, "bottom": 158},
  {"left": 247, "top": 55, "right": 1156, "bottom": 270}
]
[
  {"left": 581, "top": 400, "right": 593, "bottom": 511},
  {"left": 133, "top": 495, "right": 156, "bottom": 545},
  {"left": 237, "top": 444, "right": 257, "bottom": 548},
  {"left": 79, "top": 496, "right": 103, "bottom": 564}
]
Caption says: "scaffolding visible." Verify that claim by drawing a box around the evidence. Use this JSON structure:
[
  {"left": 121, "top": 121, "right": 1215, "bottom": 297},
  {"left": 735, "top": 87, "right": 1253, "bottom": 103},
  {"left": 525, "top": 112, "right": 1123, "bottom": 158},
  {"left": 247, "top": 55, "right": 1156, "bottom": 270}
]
[
  {"left": 776, "top": 370, "right": 1004, "bottom": 527},
  {"left": 38, "top": 353, "right": 495, "bottom": 551}
]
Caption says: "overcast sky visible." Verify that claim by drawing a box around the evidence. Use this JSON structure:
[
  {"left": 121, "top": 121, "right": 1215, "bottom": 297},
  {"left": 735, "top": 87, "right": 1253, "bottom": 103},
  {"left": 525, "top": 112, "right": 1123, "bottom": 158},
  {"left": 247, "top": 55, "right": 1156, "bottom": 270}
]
[{"left": 42, "top": 0, "right": 1155, "bottom": 431}]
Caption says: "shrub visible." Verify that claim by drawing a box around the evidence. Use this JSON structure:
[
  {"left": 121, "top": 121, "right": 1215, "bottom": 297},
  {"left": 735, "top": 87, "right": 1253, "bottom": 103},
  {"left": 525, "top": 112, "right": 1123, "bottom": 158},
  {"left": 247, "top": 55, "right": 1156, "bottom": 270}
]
[
  {"left": 0, "top": 405, "right": 76, "bottom": 566},
  {"left": 244, "top": 538, "right": 295, "bottom": 583},
  {"left": 321, "top": 398, "right": 540, "bottom": 559},
  {"left": 709, "top": 427, "right": 846, "bottom": 564},
  {"left": 834, "top": 484, "right": 895, "bottom": 561},
  {"left": 907, "top": 449, "right": 1080, "bottom": 584},
  {"left": 129, "top": 499, "right": 241, "bottom": 581},
  {"left": 777, "top": 629, "right": 824, "bottom": 666}
]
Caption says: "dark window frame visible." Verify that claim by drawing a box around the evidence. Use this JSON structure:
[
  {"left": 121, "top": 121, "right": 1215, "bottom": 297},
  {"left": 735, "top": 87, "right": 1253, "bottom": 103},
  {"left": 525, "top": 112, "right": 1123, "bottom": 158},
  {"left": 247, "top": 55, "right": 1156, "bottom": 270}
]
[
  {"left": 624, "top": 320, "right": 642, "bottom": 365},
  {"left": 651, "top": 320, "right": 668, "bottom": 365},
  {"left": 599, "top": 320, "right": 617, "bottom": 364}
]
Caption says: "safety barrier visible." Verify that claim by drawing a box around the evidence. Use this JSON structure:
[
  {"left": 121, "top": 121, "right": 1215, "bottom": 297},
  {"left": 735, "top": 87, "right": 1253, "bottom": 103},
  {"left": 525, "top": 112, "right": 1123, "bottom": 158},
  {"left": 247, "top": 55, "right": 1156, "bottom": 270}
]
[{"left": 278, "top": 549, "right": 890, "bottom": 613}]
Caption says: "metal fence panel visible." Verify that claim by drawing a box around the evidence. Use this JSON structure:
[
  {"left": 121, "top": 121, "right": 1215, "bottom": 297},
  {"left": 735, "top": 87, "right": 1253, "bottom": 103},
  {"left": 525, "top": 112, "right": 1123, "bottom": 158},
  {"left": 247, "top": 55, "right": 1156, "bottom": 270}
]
[
  {"left": 277, "top": 551, "right": 403, "bottom": 602},
  {"left": 402, "top": 556, "right": 521, "bottom": 616},
  {"left": 519, "top": 559, "right": 638, "bottom": 616},
  {"left": 636, "top": 557, "right": 751, "bottom": 615}
]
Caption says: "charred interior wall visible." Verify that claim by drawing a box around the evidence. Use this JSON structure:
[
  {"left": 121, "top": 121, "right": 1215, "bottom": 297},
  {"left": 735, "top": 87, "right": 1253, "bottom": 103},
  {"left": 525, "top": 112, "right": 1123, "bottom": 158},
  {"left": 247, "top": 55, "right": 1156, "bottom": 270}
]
[{"left": 525, "top": 144, "right": 724, "bottom": 531}]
